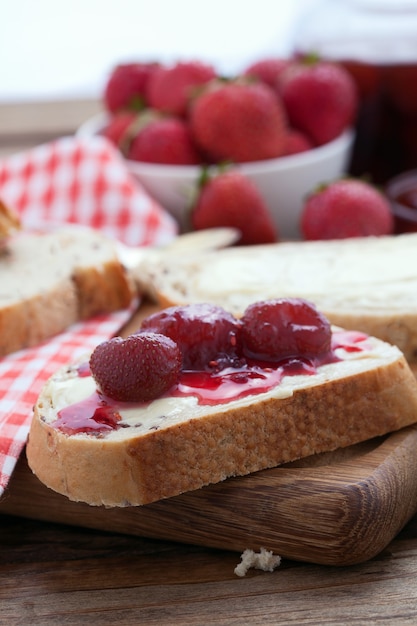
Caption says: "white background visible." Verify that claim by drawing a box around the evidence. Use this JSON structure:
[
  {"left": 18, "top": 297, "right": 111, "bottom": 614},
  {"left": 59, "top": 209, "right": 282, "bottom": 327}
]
[{"left": 1, "top": 0, "right": 315, "bottom": 101}]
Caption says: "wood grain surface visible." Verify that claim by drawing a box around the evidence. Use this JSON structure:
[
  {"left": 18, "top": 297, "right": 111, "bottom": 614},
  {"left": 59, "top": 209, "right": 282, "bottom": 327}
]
[
  {"left": 3, "top": 425, "right": 417, "bottom": 569},
  {"left": 2, "top": 509, "right": 417, "bottom": 626}
]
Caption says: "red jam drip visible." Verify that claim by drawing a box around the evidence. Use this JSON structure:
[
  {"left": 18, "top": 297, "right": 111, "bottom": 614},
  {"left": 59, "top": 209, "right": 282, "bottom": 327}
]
[
  {"left": 331, "top": 330, "right": 370, "bottom": 352},
  {"left": 52, "top": 391, "right": 122, "bottom": 435},
  {"left": 52, "top": 330, "right": 371, "bottom": 435}
]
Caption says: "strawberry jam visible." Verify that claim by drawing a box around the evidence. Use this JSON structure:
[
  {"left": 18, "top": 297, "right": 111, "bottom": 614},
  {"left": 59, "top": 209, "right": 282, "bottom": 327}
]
[
  {"left": 51, "top": 329, "right": 371, "bottom": 436},
  {"left": 52, "top": 391, "right": 122, "bottom": 435},
  {"left": 174, "top": 358, "right": 316, "bottom": 405}
]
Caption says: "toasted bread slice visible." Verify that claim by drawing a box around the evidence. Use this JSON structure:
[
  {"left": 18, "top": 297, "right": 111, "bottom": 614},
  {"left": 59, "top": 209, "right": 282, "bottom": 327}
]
[
  {"left": 26, "top": 330, "right": 417, "bottom": 507},
  {"left": 0, "top": 227, "right": 134, "bottom": 357}
]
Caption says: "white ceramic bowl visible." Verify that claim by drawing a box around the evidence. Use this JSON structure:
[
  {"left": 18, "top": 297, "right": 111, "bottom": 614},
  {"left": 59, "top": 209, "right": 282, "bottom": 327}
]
[{"left": 77, "top": 114, "right": 354, "bottom": 240}]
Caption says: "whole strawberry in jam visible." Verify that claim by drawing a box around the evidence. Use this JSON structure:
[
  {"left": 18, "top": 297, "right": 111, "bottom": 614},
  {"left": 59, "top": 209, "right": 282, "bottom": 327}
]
[
  {"left": 128, "top": 114, "right": 201, "bottom": 165},
  {"left": 300, "top": 178, "right": 394, "bottom": 240},
  {"left": 279, "top": 58, "right": 358, "bottom": 146},
  {"left": 103, "top": 62, "right": 160, "bottom": 114},
  {"left": 241, "top": 298, "right": 331, "bottom": 361},
  {"left": 190, "top": 79, "right": 287, "bottom": 163},
  {"left": 139, "top": 303, "right": 240, "bottom": 370},
  {"left": 190, "top": 170, "right": 278, "bottom": 245},
  {"left": 89, "top": 332, "right": 182, "bottom": 402},
  {"left": 147, "top": 60, "right": 217, "bottom": 117}
]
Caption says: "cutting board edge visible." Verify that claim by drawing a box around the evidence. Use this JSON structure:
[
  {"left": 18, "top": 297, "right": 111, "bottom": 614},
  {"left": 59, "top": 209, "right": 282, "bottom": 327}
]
[{"left": 2, "top": 425, "right": 417, "bottom": 567}]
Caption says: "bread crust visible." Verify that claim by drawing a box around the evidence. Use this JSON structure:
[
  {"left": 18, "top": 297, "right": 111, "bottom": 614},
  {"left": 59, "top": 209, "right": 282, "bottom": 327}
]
[
  {"left": 26, "top": 350, "right": 417, "bottom": 507},
  {"left": 0, "top": 199, "right": 20, "bottom": 244},
  {"left": 0, "top": 228, "right": 134, "bottom": 357},
  {"left": 0, "top": 280, "right": 78, "bottom": 356},
  {"left": 73, "top": 259, "right": 134, "bottom": 319}
]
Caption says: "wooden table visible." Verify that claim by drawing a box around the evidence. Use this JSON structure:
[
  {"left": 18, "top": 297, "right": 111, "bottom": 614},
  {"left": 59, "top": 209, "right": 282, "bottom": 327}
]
[{"left": 1, "top": 99, "right": 417, "bottom": 625}]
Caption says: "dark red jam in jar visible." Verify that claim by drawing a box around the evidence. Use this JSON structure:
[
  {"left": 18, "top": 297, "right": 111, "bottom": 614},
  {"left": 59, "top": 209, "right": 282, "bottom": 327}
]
[
  {"left": 51, "top": 330, "right": 370, "bottom": 436},
  {"left": 293, "top": 0, "right": 417, "bottom": 184},
  {"left": 343, "top": 60, "right": 417, "bottom": 184}
]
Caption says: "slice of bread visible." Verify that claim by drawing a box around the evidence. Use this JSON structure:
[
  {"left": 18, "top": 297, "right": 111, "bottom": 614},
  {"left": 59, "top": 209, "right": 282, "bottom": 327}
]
[
  {"left": 0, "top": 199, "right": 20, "bottom": 247},
  {"left": 0, "top": 227, "right": 134, "bottom": 357},
  {"left": 138, "top": 233, "right": 417, "bottom": 363},
  {"left": 26, "top": 330, "right": 417, "bottom": 507}
]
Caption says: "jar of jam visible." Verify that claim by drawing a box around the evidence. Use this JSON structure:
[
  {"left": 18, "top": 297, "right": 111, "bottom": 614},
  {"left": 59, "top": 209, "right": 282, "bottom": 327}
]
[{"left": 292, "top": 0, "right": 417, "bottom": 184}]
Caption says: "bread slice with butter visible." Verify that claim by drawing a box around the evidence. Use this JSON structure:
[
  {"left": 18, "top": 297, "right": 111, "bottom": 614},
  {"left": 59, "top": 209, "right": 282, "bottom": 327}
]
[
  {"left": 0, "top": 227, "right": 134, "bottom": 357},
  {"left": 138, "top": 233, "right": 417, "bottom": 363},
  {"left": 27, "top": 327, "right": 417, "bottom": 507}
]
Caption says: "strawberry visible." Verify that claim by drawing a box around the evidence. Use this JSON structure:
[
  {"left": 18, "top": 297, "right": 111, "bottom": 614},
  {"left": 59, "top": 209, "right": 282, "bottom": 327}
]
[
  {"left": 103, "top": 62, "right": 160, "bottom": 113},
  {"left": 140, "top": 303, "right": 240, "bottom": 370},
  {"left": 147, "top": 60, "right": 217, "bottom": 117},
  {"left": 243, "top": 57, "right": 292, "bottom": 91},
  {"left": 241, "top": 298, "right": 331, "bottom": 361},
  {"left": 280, "top": 59, "right": 358, "bottom": 146},
  {"left": 128, "top": 114, "right": 201, "bottom": 165},
  {"left": 191, "top": 170, "right": 278, "bottom": 245},
  {"left": 282, "top": 129, "right": 313, "bottom": 156},
  {"left": 300, "top": 178, "right": 394, "bottom": 240},
  {"left": 90, "top": 332, "right": 182, "bottom": 402},
  {"left": 190, "top": 80, "right": 287, "bottom": 163},
  {"left": 102, "top": 111, "right": 139, "bottom": 152}
]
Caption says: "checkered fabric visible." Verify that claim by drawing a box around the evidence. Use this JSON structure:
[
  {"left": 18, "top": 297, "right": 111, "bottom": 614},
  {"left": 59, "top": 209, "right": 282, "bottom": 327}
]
[
  {"left": 0, "top": 135, "right": 178, "bottom": 496},
  {"left": 0, "top": 135, "right": 177, "bottom": 247}
]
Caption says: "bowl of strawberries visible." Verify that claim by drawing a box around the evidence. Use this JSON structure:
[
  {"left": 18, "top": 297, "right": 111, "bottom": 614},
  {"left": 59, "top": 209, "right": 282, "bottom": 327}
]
[{"left": 78, "top": 57, "right": 357, "bottom": 241}]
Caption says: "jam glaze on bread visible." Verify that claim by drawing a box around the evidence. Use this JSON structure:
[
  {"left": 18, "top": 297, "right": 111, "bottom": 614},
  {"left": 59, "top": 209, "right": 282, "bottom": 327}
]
[
  {"left": 137, "top": 233, "right": 417, "bottom": 364},
  {"left": 27, "top": 300, "right": 417, "bottom": 508},
  {"left": 0, "top": 227, "right": 135, "bottom": 357}
]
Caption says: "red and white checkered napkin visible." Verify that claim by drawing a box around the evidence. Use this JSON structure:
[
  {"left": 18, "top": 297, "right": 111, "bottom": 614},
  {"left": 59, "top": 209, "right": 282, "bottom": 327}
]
[
  {"left": 0, "top": 134, "right": 177, "bottom": 247},
  {"left": 0, "top": 135, "right": 178, "bottom": 496},
  {"left": 0, "top": 309, "right": 137, "bottom": 494}
]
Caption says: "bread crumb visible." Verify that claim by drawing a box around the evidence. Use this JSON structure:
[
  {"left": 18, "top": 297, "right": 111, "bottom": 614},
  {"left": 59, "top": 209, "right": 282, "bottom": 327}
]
[{"left": 234, "top": 548, "right": 281, "bottom": 577}]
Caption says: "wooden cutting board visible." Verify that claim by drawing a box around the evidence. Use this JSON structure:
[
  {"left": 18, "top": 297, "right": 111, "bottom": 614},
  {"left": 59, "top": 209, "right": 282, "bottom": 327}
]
[
  {"left": 2, "top": 427, "right": 417, "bottom": 567},
  {"left": 2, "top": 301, "right": 417, "bottom": 567}
]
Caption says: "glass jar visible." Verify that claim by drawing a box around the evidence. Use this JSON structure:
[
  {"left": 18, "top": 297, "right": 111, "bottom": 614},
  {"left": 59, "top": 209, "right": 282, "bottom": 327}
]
[{"left": 292, "top": 0, "right": 417, "bottom": 183}]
